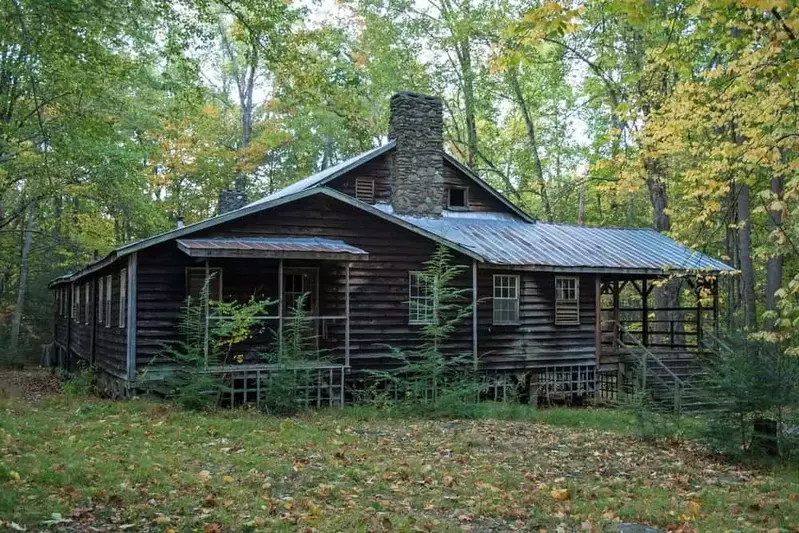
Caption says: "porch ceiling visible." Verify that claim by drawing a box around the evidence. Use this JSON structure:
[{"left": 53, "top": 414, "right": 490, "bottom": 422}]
[{"left": 176, "top": 237, "right": 369, "bottom": 261}]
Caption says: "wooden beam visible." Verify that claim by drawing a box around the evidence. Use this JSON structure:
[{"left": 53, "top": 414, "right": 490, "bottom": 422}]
[
  {"left": 278, "top": 258, "right": 284, "bottom": 362},
  {"left": 126, "top": 253, "right": 138, "bottom": 381},
  {"left": 641, "top": 278, "right": 649, "bottom": 347},
  {"left": 472, "top": 260, "right": 478, "bottom": 371},
  {"left": 594, "top": 275, "right": 601, "bottom": 366},
  {"left": 344, "top": 262, "right": 351, "bottom": 368},
  {"left": 203, "top": 259, "right": 210, "bottom": 368}
]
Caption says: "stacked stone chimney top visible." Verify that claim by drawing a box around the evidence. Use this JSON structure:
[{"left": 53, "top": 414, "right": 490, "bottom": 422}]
[{"left": 388, "top": 91, "right": 445, "bottom": 217}]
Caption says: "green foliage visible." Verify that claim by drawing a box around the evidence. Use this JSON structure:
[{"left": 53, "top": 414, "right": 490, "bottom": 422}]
[
  {"left": 699, "top": 334, "right": 799, "bottom": 460},
  {"left": 620, "top": 390, "right": 685, "bottom": 442},
  {"left": 369, "top": 245, "right": 478, "bottom": 411},
  {"left": 61, "top": 366, "right": 96, "bottom": 397},
  {"left": 152, "top": 274, "right": 274, "bottom": 410},
  {"left": 258, "top": 293, "right": 325, "bottom": 415}
]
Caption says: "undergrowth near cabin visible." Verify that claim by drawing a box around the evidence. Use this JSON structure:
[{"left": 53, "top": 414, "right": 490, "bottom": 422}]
[{"left": 2, "top": 390, "right": 799, "bottom": 532}]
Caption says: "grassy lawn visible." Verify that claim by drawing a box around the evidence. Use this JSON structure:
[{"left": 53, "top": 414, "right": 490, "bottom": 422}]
[{"left": 1, "top": 395, "right": 798, "bottom": 532}]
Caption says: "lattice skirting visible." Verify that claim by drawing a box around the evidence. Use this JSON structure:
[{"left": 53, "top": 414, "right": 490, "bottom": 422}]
[{"left": 481, "top": 365, "right": 597, "bottom": 404}]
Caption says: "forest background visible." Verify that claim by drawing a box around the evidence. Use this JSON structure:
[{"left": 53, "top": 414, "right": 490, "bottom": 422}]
[{"left": 1, "top": 0, "right": 797, "bottom": 362}]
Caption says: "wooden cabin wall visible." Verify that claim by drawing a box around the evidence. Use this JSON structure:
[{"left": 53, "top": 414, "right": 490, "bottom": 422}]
[
  {"left": 476, "top": 271, "right": 597, "bottom": 371},
  {"left": 134, "top": 194, "right": 473, "bottom": 376},
  {"left": 330, "top": 153, "right": 513, "bottom": 215},
  {"left": 92, "top": 265, "right": 128, "bottom": 377},
  {"left": 53, "top": 264, "right": 129, "bottom": 378}
]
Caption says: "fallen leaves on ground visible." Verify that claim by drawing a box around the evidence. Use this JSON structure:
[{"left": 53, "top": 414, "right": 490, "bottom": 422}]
[{"left": 1, "top": 396, "right": 798, "bottom": 532}]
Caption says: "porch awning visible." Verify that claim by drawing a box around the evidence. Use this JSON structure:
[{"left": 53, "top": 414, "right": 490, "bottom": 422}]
[{"left": 176, "top": 237, "right": 369, "bottom": 261}]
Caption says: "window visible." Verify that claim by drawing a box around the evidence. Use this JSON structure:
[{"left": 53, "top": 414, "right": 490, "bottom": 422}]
[
  {"left": 104, "top": 275, "right": 112, "bottom": 328},
  {"left": 84, "top": 283, "right": 90, "bottom": 325},
  {"left": 447, "top": 187, "right": 468, "bottom": 210},
  {"left": 355, "top": 179, "right": 375, "bottom": 203},
  {"left": 98, "top": 277, "right": 104, "bottom": 325},
  {"left": 119, "top": 268, "right": 127, "bottom": 328},
  {"left": 555, "top": 276, "right": 579, "bottom": 325},
  {"left": 186, "top": 267, "right": 223, "bottom": 302},
  {"left": 493, "top": 275, "right": 520, "bottom": 324},
  {"left": 409, "top": 271, "right": 434, "bottom": 325},
  {"left": 283, "top": 268, "right": 317, "bottom": 314},
  {"left": 71, "top": 285, "right": 77, "bottom": 320}
]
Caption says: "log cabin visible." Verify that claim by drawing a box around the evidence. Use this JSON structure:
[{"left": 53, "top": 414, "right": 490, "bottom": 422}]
[{"left": 48, "top": 92, "right": 734, "bottom": 405}]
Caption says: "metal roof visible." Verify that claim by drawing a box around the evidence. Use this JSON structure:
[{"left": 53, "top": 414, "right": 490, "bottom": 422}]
[
  {"left": 247, "top": 141, "right": 396, "bottom": 207},
  {"left": 387, "top": 210, "right": 734, "bottom": 273},
  {"left": 176, "top": 237, "right": 368, "bottom": 259}
]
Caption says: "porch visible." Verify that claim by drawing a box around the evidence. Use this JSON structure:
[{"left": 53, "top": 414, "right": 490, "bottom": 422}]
[
  {"left": 597, "top": 273, "right": 720, "bottom": 410},
  {"left": 177, "top": 237, "right": 368, "bottom": 406}
]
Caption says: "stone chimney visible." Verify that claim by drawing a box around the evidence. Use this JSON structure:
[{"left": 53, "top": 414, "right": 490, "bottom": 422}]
[
  {"left": 218, "top": 190, "right": 248, "bottom": 215},
  {"left": 388, "top": 92, "right": 445, "bottom": 216}
]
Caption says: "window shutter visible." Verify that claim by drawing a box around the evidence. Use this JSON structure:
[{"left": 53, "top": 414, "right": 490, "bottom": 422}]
[
  {"left": 98, "top": 277, "right": 104, "bottom": 324},
  {"left": 555, "top": 277, "right": 580, "bottom": 325},
  {"left": 355, "top": 179, "right": 375, "bottom": 204},
  {"left": 119, "top": 269, "right": 127, "bottom": 328}
]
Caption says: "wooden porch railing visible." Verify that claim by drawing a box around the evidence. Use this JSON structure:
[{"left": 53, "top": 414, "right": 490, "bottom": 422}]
[{"left": 618, "top": 328, "right": 687, "bottom": 413}]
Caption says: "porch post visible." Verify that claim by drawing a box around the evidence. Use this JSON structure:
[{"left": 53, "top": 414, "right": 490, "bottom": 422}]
[
  {"left": 472, "top": 260, "right": 478, "bottom": 371},
  {"left": 612, "top": 279, "right": 620, "bottom": 351},
  {"left": 641, "top": 278, "right": 649, "bottom": 347},
  {"left": 203, "top": 259, "right": 210, "bottom": 367},
  {"left": 277, "top": 258, "right": 284, "bottom": 361},
  {"left": 712, "top": 276, "right": 719, "bottom": 339},
  {"left": 696, "top": 280, "right": 704, "bottom": 348},
  {"left": 344, "top": 262, "right": 351, "bottom": 368}
]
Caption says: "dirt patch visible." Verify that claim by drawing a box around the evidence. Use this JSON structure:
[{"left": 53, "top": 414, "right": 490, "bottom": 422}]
[{"left": 0, "top": 369, "right": 62, "bottom": 401}]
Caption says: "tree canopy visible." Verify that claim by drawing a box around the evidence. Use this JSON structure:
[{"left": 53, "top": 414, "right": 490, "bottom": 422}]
[{"left": 1, "top": 0, "right": 797, "bottom": 360}]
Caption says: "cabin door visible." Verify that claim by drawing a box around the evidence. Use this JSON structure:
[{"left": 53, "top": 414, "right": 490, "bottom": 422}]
[{"left": 282, "top": 268, "right": 319, "bottom": 350}]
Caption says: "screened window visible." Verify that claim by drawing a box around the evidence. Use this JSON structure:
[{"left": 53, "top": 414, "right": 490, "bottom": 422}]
[
  {"left": 409, "top": 271, "right": 434, "bottom": 325},
  {"left": 447, "top": 187, "right": 468, "bottom": 210},
  {"left": 83, "top": 283, "right": 90, "bottom": 324},
  {"left": 186, "top": 267, "right": 223, "bottom": 302},
  {"left": 355, "top": 179, "right": 375, "bottom": 203},
  {"left": 98, "top": 277, "right": 104, "bottom": 325},
  {"left": 119, "top": 269, "right": 127, "bottom": 329},
  {"left": 104, "top": 275, "right": 112, "bottom": 328},
  {"left": 493, "top": 275, "right": 519, "bottom": 325},
  {"left": 555, "top": 276, "right": 579, "bottom": 325},
  {"left": 71, "top": 285, "right": 78, "bottom": 320}
]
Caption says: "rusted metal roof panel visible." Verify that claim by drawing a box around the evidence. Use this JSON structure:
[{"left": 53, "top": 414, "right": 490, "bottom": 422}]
[
  {"left": 394, "top": 212, "right": 734, "bottom": 273},
  {"left": 176, "top": 237, "right": 368, "bottom": 257}
]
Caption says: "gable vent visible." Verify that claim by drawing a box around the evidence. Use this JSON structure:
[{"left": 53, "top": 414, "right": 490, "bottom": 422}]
[{"left": 355, "top": 179, "right": 375, "bottom": 204}]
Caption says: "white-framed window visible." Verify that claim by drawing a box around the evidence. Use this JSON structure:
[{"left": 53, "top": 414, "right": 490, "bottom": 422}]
[
  {"left": 555, "top": 276, "right": 580, "bottom": 325},
  {"left": 355, "top": 178, "right": 375, "bottom": 203},
  {"left": 493, "top": 274, "right": 520, "bottom": 325},
  {"left": 447, "top": 187, "right": 469, "bottom": 210},
  {"left": 282, "top": 268, "right": 317, "bottom": 315},
  {"left": 409, "top": 271, "right": 434, "bottom": 325},
  {"left": 119, "top": 268, "right": 127, "bottom": 329},
  {"left": 98, "top": 277, "right": 104, "bottom": 325},
  {"left": 186, "top": 267, "right": 223, "bottom": 302},
  {"left": 83, "top": 283, "right": 90, "bottom": 325},
  {"left": 104, "top": 275, "right": 112, "bottom": 328}
]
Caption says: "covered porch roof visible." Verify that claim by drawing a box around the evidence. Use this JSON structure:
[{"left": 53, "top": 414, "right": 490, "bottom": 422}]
[{"left": 176, "top": 237, "right": 369, "bottom": 261}]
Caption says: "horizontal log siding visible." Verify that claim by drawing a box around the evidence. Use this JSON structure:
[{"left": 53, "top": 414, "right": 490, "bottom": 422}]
[
  {"left": 93, "top": 266, "right": 128, "bottom": 377},
  {"left": 135, "top": 195, "right": 472, "bottom": 374},
  {"left": 441, "top": 162, "right": 509, "bottom": 212},
  {"left": 477, "top": 271, "right": 597, "bottom": 370},
  {"left": 329, "top": 153, "right": 513, "bottom": 215},
  {"left": 68, "top": 282, "right": 92, "bottom": 363}
]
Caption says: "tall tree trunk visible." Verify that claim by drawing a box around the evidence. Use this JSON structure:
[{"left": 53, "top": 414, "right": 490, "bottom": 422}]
[
  {"left": 10, "top": 204, "right": 35, "bottom": 358},
  {"left": 725, "top": 183, "right": 740, "bottom": 332},
  {"left": 765, "top": 175, "right": 784, "bottom": 329},
  {"left": 737, "top": 183, "right": 757, "bottom": 329},
  {"left": 577, "top": 180, "right": 585, "bottom": 225},
  {"left": 644, "top": 157, "right": 681, "bottom": 342},
  {"left": 509, "top": 71, "right": 553, "bottom": 223}
]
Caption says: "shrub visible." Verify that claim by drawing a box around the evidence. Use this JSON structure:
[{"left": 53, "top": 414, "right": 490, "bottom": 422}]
[
  {"left": 369, "top": 245, "right": 479, "bottom": 412},
  {"left": 699, "top": 333, "right": 799, "bottom": 459},
  {"left": 149, "top": 274, "right": 274, "bottom": 411}
]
